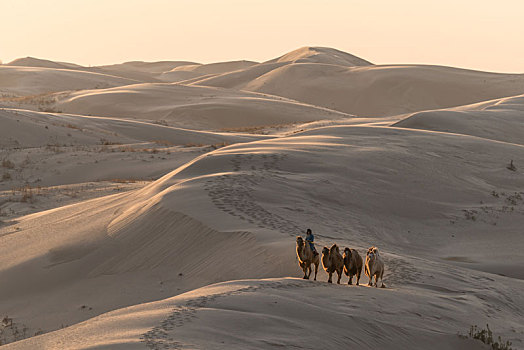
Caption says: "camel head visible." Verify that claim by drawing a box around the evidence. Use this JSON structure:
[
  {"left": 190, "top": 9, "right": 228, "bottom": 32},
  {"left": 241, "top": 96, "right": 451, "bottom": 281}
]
[
  {"left": 367, "top": 246, "right": 379, "bottom": 260},
  {"left": 343, "top": 247, "right": 352, "bottom": 259},
  {"left": 296, "top": 236, "right": 304, "bottom": 247},
  {"left": 322, "top": 246, "right": 330, "bottom": 256}
]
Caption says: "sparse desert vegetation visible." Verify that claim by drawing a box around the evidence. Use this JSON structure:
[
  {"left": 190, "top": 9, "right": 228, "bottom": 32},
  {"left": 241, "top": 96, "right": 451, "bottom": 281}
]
[{"left": 460, "top": 324, "right": 514, "bottom": 350}]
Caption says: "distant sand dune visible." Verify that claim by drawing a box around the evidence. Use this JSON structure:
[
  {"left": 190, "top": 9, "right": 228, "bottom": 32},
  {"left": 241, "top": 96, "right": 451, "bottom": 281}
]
[
  {"left": 49, "top": 83, "right": 349, "bottom": 130},
  {"left": 394, "top": 94, "right": 524, "bottom": 144},
  {"left": 159, "top": 60, "right": 258, "bottom": 83},
  {"left": 0, "top": 66, "right": 138, "bottom": 96},
  {"left": 194, "top": 63, "right": 524, "bottom": 116}
]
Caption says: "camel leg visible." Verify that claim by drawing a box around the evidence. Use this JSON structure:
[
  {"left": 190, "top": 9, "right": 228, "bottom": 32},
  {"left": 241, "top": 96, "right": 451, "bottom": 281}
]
[
  {"left": 328, "top": 271, "right": 333, "bottom": 283},
  {"left": 348, "top": 274, "right": 353, "bottom": 285},
  {"left": 302, "top": 265, "right": 308, "bottom": 279},
  {"left": 306, "top": 265, "right": 311, "bottom": 280},
  {"left": 314, "top": 263, "right": 318, "bottom": 281},
  {"left": 336, "top": 270, "right": 342, "bottom": 284},
  {"left": 380, "top": 270, "right": 386, "bottom": 288},
  {"left": 356, "top": 272, "right": 360, "bottom": 286}
]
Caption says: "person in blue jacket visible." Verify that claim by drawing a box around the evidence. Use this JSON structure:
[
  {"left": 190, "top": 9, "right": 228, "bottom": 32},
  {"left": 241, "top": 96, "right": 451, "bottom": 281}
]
[{"left": 305, "top": 228, "right": 318, "bottom": 255}]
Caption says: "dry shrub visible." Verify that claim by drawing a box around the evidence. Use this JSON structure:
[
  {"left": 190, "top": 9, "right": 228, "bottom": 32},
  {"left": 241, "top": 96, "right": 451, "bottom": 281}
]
[
  {"left": 153, "top": 140, "right": 174, "bottom": 146},
  {"left": 1, "top": 159, "right": 15, "bottom": 169}
]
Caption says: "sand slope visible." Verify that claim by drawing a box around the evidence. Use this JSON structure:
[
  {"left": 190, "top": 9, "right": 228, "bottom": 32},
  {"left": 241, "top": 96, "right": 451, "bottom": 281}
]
[
  {"left": 1, "top": 125, "right": 523, "bottom": 348},
  {"left": 4, "top": 278, "right": 503, "bottom": 350},
  {"left": 0, "top": 66, "right": 138, "bottom": 96},
  {"left": 47, "top": 83, "right": 349, "bottom": 130},
  {"left": 93, "top": 61, "right": 198, "bottom": 82},
  {"left": 395, "top": 94, "right": 524, "bottom": 145},
  {"left": 266, "top": 46, "right": 372, "bottom": 66},
  {"left": 5, "top": 57, "right": 84, "bottom": 70},
  {"left": 194, "top": 63, "right": 524, "bottom": 116},
  {"left": 0, "top": 108, "right": 261, "bottom": 149},
  {"left": 158, "top": 60, "right": 258, "bottom": 83},
  {"left": 0, "top": 107, "right": 265, "bottom": 193}
]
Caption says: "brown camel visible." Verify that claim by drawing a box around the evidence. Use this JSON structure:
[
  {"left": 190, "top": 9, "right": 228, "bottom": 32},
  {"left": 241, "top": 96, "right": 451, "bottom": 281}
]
[
  {"left": 296, "top": 236, "right": 319, "bottom": 280},
  {"left": 343, "top": 247, "right": 363, "bottom": 285},
  {"left": 321, "top": 244, "right": 344, "bottom": 284}
]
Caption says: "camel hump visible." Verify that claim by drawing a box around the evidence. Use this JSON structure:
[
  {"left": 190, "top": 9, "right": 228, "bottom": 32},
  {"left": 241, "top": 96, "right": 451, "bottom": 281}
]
[{"left": 330, "top": 244, "right": 339, "bottom": 254}]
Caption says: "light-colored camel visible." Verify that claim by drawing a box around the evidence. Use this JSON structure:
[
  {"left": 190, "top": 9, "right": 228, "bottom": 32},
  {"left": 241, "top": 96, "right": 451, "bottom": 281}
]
[
  {"left": 296, "top": 236, "right": 319, "bottom": 280},
  {"left": 321, "top": 244, "right": 344, "bottom": 284},
  {"left": 365, "top": 246, "right": 385, "bottom": 288},
  {"left": 343, "top": 247, "right": 363, "bottom": 285}
]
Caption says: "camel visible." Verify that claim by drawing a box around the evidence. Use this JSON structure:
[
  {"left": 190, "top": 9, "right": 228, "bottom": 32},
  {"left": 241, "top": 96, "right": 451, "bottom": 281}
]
[
  {"left": 321, "top": 244, "right": 344, "bottom": 284},
  {"left": 365, "top": 246, "right": 385, "bottom": 288},
  {"left": 343, "top": 247, "right": 363, "bottom": 285},
  {"left": 296, "top": 236, "right": 319, "bottom": 280}
]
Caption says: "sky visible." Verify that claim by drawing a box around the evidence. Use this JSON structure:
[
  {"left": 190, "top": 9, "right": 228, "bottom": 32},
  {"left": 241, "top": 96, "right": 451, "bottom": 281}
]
[{"left": 1, "top": 0, "right": 523, "bottom": 72}]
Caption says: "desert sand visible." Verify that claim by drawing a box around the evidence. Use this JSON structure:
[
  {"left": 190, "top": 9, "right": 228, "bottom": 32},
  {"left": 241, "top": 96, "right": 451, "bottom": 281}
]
[{"left": 0, "top": 47, "right": 523, "bottom": 349}]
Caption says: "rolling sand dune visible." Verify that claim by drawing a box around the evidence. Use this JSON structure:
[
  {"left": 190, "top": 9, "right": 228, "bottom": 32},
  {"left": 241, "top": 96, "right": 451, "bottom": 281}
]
[
  {"left": 93, "top": 61, "right": 198, "bottom": 82},
  {"left": 266, "top": 46, "right": 373, "bottom": 66},
  {"left": 3, "top": 58, "right": 198, "bottom": 83},
  {"left": 0, "top": 108, "right": 261, "bottom": 149},
  {"left": 47, "top": 83, "right": 349, "bottom": 130},
  {"left": 0, "top": 107, "right": 265, "bottom": 193},
  {"left": 194, "top": 63, "right": 524, "bottom": 116},
  {"left": 96, "top": 61, "right": 197, "bottom": 75},
  {"left": 0, "top": 66, "right": 138, "bottom": 96},
  {"left": 5, "top": 57, "right": 84, "bottom": 70},
  {"left": 0, "top": 107, "right": 264, "bottom": 220},
  {"left": 1, "top": 47, "right": 524, "bottom": 349},
  {"left": 187, "top": 61, "right": 288, "bottom": 89},
  {"left": 4, "top": 278, "right": 494, "bottom": 350},
  {"left": 395, "top": 94, "right": 524, "bottom": 145},
  {"left": 158, "top": 60, "right": 258, "bottom": 83},
  {"left": 1, "top": 125, "right": 523, "bottom": 348}
]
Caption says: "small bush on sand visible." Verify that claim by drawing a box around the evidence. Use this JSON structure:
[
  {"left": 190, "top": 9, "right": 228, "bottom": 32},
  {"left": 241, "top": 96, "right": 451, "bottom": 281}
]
[
  {"left": 461, "top": 324, "right": 513, "bottom": 350},
  {"left": 2, "top": 159, "right": 15, "bottom": 169}
]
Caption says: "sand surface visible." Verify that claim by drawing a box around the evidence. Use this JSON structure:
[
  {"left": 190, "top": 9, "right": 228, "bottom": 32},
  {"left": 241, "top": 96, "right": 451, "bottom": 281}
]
[{"left": 1, "top": 47, "right": 523, "bottom": 349}]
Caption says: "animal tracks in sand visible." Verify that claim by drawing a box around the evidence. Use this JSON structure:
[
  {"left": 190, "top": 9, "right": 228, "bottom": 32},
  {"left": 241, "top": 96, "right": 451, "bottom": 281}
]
[
  {"left": 204, "top": 153, "right": 303, "bottom": 235},
  {"left": 141, "top": 279, "right": 316, "bottom": 349}
]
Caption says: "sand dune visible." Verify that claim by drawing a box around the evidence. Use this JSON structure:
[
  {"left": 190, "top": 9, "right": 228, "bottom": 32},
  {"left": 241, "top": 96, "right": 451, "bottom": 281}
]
[
  {"left": 395, "top": 94, "right": 524, "bottom": 145},
  {"left": 0, "top": 107, "right": 264, "bottom": 194},
  {"left": 0, "top": 66, "right": 138, "bottom": 96},
  {"left": 266, "top": 46, "right": 373, "bottom": 66},
  {"left": 0, "top": 108, "right": 260, "bottom": 149},
  {"left": 46, "top": 83, "right": 349, "bottom": 130},
  {"left": 5, "top": 57, "right": 84, "bottom": 70},
  {"left": 96, "top": 61, "right": 197, "bottom": 75},
  {"left": 193, "top": 63, "right": 524, "bottom": 116},
  {"left": 3, "top": 57, "right": 166, "bottom": 84},
  {"left": 92, "top": 61, "right": 198, "bottom": 82},
  {"left": 1, "top": 125, "right": 523, "bottom": 348},
  {"left": 159, "top": 60, "right": 258, "bottom": 83},
  {"left": 4, "top": 278, "right": 501, "bottom": 350}
]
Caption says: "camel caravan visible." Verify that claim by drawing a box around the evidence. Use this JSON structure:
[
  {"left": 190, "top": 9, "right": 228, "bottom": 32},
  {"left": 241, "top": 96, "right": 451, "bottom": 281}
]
[{"left": 296, "top": 229, "right": 386, "bottom": 288}]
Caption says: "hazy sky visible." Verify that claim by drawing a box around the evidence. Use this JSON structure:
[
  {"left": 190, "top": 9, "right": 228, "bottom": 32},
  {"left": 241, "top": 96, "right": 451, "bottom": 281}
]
[{"left": 1, "top": 0, "right": 523, "bottom": 72}]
